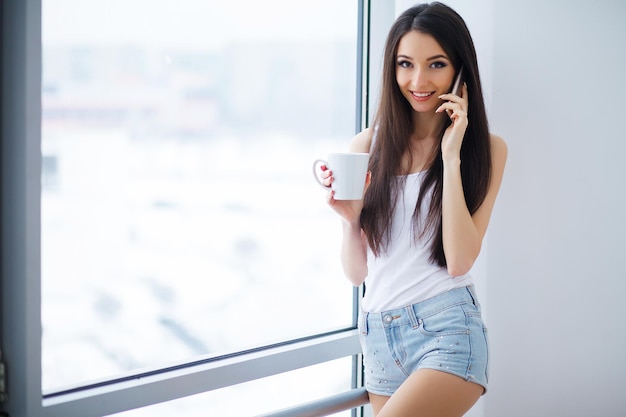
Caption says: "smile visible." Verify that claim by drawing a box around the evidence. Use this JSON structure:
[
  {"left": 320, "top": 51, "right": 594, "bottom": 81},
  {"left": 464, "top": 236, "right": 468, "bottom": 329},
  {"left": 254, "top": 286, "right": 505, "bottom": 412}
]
[{"left": 410, "top": 91, "right": 435, "bottom": 101}]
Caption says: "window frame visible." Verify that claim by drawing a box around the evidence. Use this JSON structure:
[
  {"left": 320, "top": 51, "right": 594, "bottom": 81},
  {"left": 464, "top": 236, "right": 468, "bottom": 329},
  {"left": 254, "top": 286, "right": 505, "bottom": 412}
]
[
  {"left": 41, "top": 331, "right": 361, "bottom": 416},
  {"left": 0, "top": 1, "right": 399, "bottom": 416}
]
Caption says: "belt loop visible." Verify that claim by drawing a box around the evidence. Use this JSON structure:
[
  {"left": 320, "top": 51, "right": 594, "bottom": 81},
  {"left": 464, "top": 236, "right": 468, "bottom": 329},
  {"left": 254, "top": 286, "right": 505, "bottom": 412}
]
[
  {"left": 406, "top": 305, "right": 419, "bottom": 329},
  {"left": 359, "top": 310, "right": 369, "bottom": 335}
]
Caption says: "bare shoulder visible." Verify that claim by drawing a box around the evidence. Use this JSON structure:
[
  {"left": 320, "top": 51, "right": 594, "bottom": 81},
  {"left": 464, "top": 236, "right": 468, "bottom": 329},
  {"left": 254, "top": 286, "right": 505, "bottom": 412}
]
[
  {"left": 490, "top": 133, "right": 508, "bottom": 166},
  {"left": 349, "top": 127, "right": 375, "bottom": 153},
  {"left": 490, "top": 133, "right": 509, "bottom": 182}
]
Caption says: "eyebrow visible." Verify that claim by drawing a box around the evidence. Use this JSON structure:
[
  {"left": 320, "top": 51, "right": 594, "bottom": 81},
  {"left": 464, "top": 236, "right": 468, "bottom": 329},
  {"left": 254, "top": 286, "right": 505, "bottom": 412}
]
[{"left": 396, "top": 54, "right": 449, "bottom": 61}]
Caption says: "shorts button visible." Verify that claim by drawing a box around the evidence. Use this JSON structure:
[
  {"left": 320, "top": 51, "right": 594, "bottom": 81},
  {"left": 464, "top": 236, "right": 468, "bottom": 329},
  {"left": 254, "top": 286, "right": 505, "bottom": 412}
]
[{"left": 383, "top": 315, "right": 393, "bottom": 323}]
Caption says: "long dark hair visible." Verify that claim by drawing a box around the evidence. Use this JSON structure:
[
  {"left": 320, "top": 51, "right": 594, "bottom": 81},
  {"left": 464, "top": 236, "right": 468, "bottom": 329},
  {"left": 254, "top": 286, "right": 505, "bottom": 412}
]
[{"left": 361, "top": 2, "right": 492, "bottom": 267}]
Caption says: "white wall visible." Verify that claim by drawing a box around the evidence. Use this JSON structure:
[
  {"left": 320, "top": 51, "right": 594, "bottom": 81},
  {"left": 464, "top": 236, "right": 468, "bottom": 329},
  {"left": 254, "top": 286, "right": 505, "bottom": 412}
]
[
  {"left": 390, "top": 1, "right": 626, "bottom": 416},
  {"left": 487, "top": 1, "right": 626, "bottom": 416}
]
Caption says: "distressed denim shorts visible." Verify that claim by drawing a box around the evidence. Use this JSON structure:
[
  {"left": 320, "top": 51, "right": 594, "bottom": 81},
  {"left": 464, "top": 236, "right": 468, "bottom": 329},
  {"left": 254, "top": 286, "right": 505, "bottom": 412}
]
[{"left": 358, "top": 285, "right": 489, "bottom": 396}]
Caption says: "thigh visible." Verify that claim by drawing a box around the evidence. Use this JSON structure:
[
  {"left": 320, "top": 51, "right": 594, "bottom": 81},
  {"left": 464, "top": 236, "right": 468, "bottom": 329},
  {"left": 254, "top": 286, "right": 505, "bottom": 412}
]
[
  {"left": 374, "top": 369, "right": 483, "bottom": 417},
  {"left": 368, "top": 393, "right": 390, "bottom": 416}
]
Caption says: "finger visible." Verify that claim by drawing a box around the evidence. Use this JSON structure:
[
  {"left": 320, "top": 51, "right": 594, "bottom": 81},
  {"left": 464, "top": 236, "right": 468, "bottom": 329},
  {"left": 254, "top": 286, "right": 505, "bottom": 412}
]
[
  {"left": 436, "top": 101, "right": 457, "bottom": 114},
  {"left": 321, "top": 170, "right": 333, "bottom": 187},
  {"left": 438, "top": 92, "right": 462, "bottom": 102},
  {"left": 317, "top": 164, "right": 332, "bottom": 187},
  {"left": 449, "top": 109, "right": 468, "bottom": 123},
  {"left": 326, "top": 189, "right": 336, "bottom": 205},
  {"left": 437, "top": 100, "right": 468, "bottom": 115}
]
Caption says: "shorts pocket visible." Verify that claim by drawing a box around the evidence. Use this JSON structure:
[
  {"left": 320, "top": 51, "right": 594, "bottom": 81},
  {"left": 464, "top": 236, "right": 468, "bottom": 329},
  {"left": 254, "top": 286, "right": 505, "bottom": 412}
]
[{"left": 418, "top": 304, "right": 470, "bottom": 337}]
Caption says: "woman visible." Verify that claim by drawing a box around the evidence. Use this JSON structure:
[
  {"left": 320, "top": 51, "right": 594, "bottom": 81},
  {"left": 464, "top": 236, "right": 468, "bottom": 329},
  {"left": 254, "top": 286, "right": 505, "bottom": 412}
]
[{"left": 319, "top": 3, "right": 507, "bottom": 416}]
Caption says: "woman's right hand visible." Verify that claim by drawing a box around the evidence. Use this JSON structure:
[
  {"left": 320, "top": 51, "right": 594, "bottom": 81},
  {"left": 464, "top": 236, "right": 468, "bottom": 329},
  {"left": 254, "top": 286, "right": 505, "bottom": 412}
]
[{"left": 320, "top": 165, "right": 371, "bottom": 225}]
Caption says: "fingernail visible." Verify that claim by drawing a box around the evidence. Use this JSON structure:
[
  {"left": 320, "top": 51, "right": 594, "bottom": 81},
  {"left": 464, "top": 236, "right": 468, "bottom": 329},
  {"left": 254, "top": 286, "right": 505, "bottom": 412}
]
[{"left": 321, "top": 165, "right": 327, "bottom": 171}]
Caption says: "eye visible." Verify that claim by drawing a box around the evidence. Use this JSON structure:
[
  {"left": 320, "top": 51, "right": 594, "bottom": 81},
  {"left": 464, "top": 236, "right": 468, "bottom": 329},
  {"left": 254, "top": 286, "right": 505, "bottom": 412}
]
[
  {"left": 397, "top": 60, "right": 412, "bottom": 68},
  {"left": 430, "top": 61, "right": 448, "bottom": 69}
]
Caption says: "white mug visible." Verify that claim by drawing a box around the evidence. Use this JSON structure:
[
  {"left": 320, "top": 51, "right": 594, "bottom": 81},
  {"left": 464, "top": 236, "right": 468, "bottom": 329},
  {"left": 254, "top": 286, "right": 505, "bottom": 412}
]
[{"left": 312, "top": 153, "right": 370, "bottom": 200}]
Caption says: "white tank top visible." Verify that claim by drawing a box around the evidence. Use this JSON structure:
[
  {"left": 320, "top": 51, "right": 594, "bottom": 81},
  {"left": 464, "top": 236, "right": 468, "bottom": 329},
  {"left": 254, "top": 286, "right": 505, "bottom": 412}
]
[{"left": 362, "top": 171, "right": 473, "bottom": 312}]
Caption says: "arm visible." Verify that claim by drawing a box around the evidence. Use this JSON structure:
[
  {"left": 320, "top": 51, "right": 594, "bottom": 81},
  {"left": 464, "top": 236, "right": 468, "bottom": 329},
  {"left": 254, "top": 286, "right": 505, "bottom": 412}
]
[
  {"left": 438, "top": 84, "right": 508, "bottom": 276},
  {"left": 441, "top": 134, "right": 507, "bottom": 276},
  {"left": 322, "top": 128, "right": 373, "bottom": 286},
  {"left": 339, "top": 219, "right": 369, "bottom": 286}
]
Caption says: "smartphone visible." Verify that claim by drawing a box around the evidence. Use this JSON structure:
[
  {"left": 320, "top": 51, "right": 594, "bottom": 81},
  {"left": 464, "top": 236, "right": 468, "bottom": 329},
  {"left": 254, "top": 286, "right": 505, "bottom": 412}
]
[
  {"left": 446, "top": 67, "right": 463, "bottom": 116},
  {"left": 450, "top": 67, "right": 464, "bottom": 96}
]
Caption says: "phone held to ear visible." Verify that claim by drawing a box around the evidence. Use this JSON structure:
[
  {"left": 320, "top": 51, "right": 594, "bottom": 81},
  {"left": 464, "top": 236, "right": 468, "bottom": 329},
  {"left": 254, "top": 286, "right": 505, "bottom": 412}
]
[
  {"left": 445, "top": 67, "right": 463, "bottom": 117},
  {"left": 450, "top": 67, "right": 463, "bottom": 96}
]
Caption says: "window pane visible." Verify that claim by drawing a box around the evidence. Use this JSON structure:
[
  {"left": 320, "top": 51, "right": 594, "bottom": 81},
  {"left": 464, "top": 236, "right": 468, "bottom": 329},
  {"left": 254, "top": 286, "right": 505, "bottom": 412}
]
[
  {"left": 109, "top": 357, "right": 353, "bottom": 417},
  {"left": 41, "top": 0, "right": 358, "bottom": 391}
]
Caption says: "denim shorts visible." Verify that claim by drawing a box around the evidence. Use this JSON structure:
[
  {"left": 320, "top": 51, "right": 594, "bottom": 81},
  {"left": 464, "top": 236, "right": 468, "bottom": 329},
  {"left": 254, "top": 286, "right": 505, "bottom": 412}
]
[{"left": 358, "top": 285, "right": 489, "bottom": 396}]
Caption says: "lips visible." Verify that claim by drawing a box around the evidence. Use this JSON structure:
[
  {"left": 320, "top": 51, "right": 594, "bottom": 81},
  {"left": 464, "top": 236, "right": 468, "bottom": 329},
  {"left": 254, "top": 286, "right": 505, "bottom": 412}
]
[{"left": 410, "top": 91, "right": 435, "bottom": 101}]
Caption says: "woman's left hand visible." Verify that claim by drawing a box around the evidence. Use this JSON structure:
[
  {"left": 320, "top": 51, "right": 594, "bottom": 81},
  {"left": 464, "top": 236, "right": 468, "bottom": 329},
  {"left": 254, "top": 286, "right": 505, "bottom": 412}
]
[{"left": 436, "top": 83, "right": 469, "bottom": 160}]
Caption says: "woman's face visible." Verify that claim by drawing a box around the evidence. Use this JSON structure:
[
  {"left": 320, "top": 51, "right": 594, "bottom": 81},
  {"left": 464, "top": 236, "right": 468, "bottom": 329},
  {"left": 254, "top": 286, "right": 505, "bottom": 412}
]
[{"left": 395, "top": 30, "right": 456, "bottom": 114}]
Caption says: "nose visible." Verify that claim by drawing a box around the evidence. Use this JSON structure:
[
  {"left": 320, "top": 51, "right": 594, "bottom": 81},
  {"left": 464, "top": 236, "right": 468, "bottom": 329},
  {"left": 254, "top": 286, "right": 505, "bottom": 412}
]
[{"left": 410, "top": 68, "right": 426, "bottom": 89}]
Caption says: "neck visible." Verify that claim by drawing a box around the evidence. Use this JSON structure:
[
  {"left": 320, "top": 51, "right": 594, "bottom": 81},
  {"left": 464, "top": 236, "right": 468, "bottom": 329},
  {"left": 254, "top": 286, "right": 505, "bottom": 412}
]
[
  {"left": 401, "top": 110, "right": 446, "bottom": 174},
  {"left": 410, "top": 110, "right": 447, "bottom": 141}
]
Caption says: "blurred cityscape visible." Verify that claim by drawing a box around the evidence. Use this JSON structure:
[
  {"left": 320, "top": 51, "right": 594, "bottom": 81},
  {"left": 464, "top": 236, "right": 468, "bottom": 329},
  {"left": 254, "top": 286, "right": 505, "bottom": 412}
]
[
  {"left": 40, "top": 39, "right": 358, "bottom": 405},
  {"left": 42, "top": 42, "right": 355, "bottom": 143}
]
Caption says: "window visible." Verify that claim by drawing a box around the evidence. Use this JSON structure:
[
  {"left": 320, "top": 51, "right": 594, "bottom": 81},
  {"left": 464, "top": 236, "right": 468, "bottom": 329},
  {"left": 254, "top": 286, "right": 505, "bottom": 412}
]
[
  {"left": 41, "top": 0, "right": 359, "bottom": 391},
  {"left": 1, "top": 1, "right": 390, "bottom": 416}
]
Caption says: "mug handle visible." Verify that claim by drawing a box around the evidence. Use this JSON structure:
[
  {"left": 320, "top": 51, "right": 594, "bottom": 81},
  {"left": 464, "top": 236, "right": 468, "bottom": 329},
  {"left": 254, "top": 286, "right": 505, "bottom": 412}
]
[{"left": 312, "top": 159, "right": 330, "bottom": 189}]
